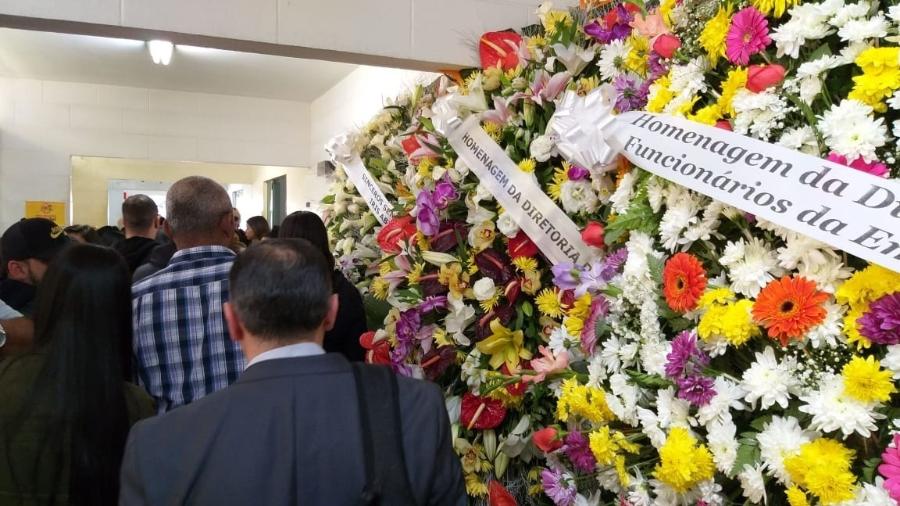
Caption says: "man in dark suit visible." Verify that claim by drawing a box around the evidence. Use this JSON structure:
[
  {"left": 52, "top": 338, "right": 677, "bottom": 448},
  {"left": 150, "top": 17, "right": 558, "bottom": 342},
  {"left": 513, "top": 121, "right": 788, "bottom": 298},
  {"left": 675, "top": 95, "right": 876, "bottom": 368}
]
[{"left": 120, "top": 239, "right": 466, "bottom": 505}]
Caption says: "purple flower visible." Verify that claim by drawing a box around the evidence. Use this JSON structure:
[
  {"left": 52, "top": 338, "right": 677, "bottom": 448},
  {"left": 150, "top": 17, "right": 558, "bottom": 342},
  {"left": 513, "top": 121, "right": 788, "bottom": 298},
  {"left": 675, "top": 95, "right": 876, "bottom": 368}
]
[
  {"left": 415, "top": 190, "right": 440, "bottom": 237},
  {"left": 567, "top": 164, "right": 590, "bottom": 181},
  {"left": 541, "top": 467, "right": 577, "bottom": 506},
  {"left": 552, "top": 263, "right": 581, "bottom": 291},
  {"left": 433, "top": 179, "right": 459, "bottom": 209},
  {"left": 613, "top": 74, "right": 648, "bottom": 113},
  {"left": 584, "top": 6, "right": 634, "bottom": 43},
  {"left": 665, "top": 330, "right": 709, "bottom": 379},
  {"left": 390, "top": 347, "right": 414, "bottom": 377},
  {"left": 419, "top": 295, "right": 448, "bottom": 314},
  {"left": 600, "top": 248, "right": 628, "bottom": 281},
  {"left": 581, "top": 296, "right": 609, "bottom": 356},
  {"left": 396, "top": 309, "right": 421, "bottom": 350},
  {"left": 563, "top": 431, "right": 597, "bottom": 474},
  {"left": 858, "top": 292, "right": 900, "bottom": 345},
  {"left": 676, "top": 375, "right": 717, "bottom": 406},
  {"left": 575, "top": 261, "right": 607, "bottom": 297},
  {"left": 648, "top": 52, "right": 668, "bottom": 78}
]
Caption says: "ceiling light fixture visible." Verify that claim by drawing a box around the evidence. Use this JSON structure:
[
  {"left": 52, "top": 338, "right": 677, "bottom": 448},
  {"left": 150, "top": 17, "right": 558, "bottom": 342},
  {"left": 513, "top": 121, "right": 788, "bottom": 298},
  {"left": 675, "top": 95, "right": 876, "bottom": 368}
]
[{"left": 148, "top": 40, "right": 174, "bottom": 65}]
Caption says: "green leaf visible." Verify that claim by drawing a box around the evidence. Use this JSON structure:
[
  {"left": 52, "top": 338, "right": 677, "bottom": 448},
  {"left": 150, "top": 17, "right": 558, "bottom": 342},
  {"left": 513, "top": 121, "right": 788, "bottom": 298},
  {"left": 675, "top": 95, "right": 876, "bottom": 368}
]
[
  {"left": 604, "top": 198, "right": 658, "bottom": 244},
  {"left": 363, "top": 295, "right": 391, "bottom": 331},
  {"left": 419, "top": 116, "right": 435, "bottom": 132},
  {"left": 625, "top": 369, "right": 674, "bottom": 389},
  {"left": 522, "top": 301, "right": 534, "bottom": 317},
  {"left": 750, "top": 415, "right": 772, "bottom": 432},
  {"left": 731, "top": 441, "right": 761, "bottom": 478},
  {"left": 862, "top": 457, "right": 881, "bottom": 483},
  {"left": 321, "top": 194, "right": 335, "bottom": 205}
]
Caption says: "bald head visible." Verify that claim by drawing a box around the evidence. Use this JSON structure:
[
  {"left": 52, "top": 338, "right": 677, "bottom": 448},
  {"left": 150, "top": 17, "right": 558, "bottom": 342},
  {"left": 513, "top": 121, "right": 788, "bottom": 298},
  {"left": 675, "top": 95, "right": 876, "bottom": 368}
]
[{"left": 165, "top": 176, "right": 234, "bottom": 249}]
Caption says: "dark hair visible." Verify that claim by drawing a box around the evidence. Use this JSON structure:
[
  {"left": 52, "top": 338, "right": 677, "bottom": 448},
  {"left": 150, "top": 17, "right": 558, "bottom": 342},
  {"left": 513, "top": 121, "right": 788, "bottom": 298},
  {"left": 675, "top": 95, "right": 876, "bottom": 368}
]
[
  {"left": 230, "top": 239, "right": 332, "bottom": 342},
  {"left": 2, "top": 244, "right": 134, "bottom": 505},
  {"left": 246, "top": 216, "right": 270, "bottom": 241},
  {"left": 64, "top": 225, "right": 102, "bottom": 244},
  {"left": 96, "top": 226, "right": 124, "bottom": 248},
  {"left": 121, "top": 194, "right": 159, "bottom": 232},
  {"left": 279, "top": 211, "right": 334, "bottom": 271}
]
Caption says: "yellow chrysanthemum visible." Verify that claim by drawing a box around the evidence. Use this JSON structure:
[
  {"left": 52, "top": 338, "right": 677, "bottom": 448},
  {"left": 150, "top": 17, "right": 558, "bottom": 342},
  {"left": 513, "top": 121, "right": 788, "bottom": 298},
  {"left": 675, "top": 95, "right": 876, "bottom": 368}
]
[
  {"left": 563, "top": 315, "right": 584, "bottom": 336},
  {"left": 527, "top": 36, "right": 548, "bottom": 53},
  {"left": 718, "top": 68, "right": 748, "bottom": 117},
  {"left": 483, "top": 121, "right": 503, "bottom": 141},
  {"left": 751, "top": 0, "right": 799, "bottom": 17},
  {"left": 479, "top": 292, "right": 502, "bottom": 312},
  {"left": 784, "top": 438, "right": 857, "bottom": 505},
  {"left": 653, "top": 427, "right": 716, "bottom": 493},
  {"left": 713, "top": 299, "right": 761, "bottom": 346},
  {"left": 371, "top": 278, "right": 390, "bottom": 300},
  {"left": 699, "top": 6, "right": 732, "bottom": 66},
  {"left": 589, "top": 427, "right": 639, "bottom": 486},
  {"left": 512, "top": 256, "right": 538, "bottom": 274},
  {"left": 647, "top": 74, "right": 674, "bottom": 113},
  {"left": 698, "top": 287, "right": 736, "bottom": 309},
  {"left": 624, "top": 35, "right": 650, "bottom": 77},
  {"left": 547, "top": 167, "right": 569, "bottom": 202},
  {"left": 536, "top": 288, "right": 564, "bottom": 318},
  {"left": 570, "top": 293, "right": 593, "bottom": 320},
  {"left": 465, "top": 473, "right": 488, "bottom": 497},
  {"left": 407, "top": 262, "right": 425, "bottom": 284},
  {"left": 541, "top": 9, "right": 573, "bottom": 36},
  {"left": 577, "top": 76, "right": 601, "bottom": 94},
  {"left": 659, "top": 0, "right": 677, "bottom": 27},
  {"left": 557, "top": 378, "right": 615, "bottom": 424},
  {"left": 518, "top": 158, "right": 537, "bottom": 173},
  {"left": 841, "top": 355, "right": 896, "bottom": 404},
  {"left": 689, "top": 103, "right": 723, "bottom": 125},
  {"left": 786, "top": 486, "right": 809, "bottom": 506},
  {"left": 836, "top": 265, "right": 900, "bottom": 308},
  {"left": 843, "top": 305, "right": 871, "bottom": 349},
  {"left": 417, "top": 157, "right": 436, "bottom": 180},
  {"left": 849, "top": 47, "right": 900, "bottom": 112}
]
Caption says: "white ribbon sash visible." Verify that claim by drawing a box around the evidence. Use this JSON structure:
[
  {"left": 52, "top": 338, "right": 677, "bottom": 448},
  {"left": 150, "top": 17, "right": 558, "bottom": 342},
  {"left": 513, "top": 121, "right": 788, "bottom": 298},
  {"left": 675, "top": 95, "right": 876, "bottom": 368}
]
[
  {"left": 439, "top": 115, "right": 595, "bottom": 265},
  {"left": 549, "top": 88, "right": 900, "bottom": 272},
  {"left": 326, "top": 135, "right": 393, "bottom": 226}
]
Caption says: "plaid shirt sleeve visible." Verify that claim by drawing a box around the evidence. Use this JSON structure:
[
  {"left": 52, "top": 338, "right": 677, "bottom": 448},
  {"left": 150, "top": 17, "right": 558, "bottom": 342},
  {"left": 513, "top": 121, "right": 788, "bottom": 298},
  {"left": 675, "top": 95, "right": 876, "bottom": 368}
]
[{"left": 132, "top": 247, "right": 244, "bottom": 413}]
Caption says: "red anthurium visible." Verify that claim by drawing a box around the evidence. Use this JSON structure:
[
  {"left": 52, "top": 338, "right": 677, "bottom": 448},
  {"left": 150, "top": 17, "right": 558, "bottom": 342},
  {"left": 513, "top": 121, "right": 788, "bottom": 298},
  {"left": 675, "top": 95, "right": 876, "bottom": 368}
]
[
  {"left": 653, "top": 34, "right": 681, "bottom": 59},
  {"left": 504, "top": 279, "right": 521, "bottom": 306},
  {"left": 359, "top": 331, "right": 390, "bottom": 365},
  {"left": 460, "top": 392, "right": 507, "bottom": 430},
  {"left": 581, "top": 221, "right": 605, "bottom": 248},
  {"left": 508, "top": 230, "right": 539, "bottom": 259},
  {"left": 488, "top": 480, "right": 518, "bottom": 506},
  {"left": 746, "top": 64, "right": 786, "bottom": 93},
  {"left": 715, "top": 120, "right": 733, "bottom": 131},
  {"left": 532, "top": 427, "right": 564, "bottom": 452},
  {"left": 479, "top": 31, "right": 522, "bottom": 70},
  {"left": 376, "top": 216, "right": 417, "bottom": 254}
]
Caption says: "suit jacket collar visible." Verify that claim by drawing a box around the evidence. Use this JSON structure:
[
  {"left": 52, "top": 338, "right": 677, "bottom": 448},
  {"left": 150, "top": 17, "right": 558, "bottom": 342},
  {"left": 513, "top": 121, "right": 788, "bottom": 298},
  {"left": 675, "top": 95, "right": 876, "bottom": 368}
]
[{"left": 237, "top": 353, "right": 351, "bottom": 384}]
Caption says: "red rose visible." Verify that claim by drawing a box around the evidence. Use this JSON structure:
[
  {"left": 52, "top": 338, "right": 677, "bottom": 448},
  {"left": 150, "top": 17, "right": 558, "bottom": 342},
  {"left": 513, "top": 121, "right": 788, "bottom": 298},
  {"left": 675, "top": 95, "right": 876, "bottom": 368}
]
[
  {"left": 746, "top": 64, "right": 786, "bottom": 93},
  {"left": 508, "top": 230, "right": 538, "bottom": 259},
  {"left": 581, "top": 221, "right": 605, "bottom": 248},
  {"left": 359, "top": 331, "right": 390, "bottom": 365},
  {"left": 460, "top": 392, "right": 507, "bottom": 430},
  {"left": 532, "top": 427, "right": 564, "bottom": 452},
  {"left": 376, "top": 216, "right": 417, "bottom": 254},
  {"left": 479, "top": 31, "right": 522, "bottom": 70},
  {"left": 715, "top": 120, "right": 733, "bottom": 131},
  {"left": 488, "top": 481, "right": 518, "bottom": 506},
  {"left": 653, "top": 34, "right": 681, "bottom": 59}
]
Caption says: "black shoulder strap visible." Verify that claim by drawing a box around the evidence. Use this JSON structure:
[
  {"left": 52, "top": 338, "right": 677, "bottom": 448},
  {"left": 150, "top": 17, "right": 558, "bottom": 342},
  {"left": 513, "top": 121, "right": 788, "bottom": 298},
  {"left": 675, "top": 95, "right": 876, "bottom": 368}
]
[{"left": 351, "top": 363, "right": 418, "bottom": 506}]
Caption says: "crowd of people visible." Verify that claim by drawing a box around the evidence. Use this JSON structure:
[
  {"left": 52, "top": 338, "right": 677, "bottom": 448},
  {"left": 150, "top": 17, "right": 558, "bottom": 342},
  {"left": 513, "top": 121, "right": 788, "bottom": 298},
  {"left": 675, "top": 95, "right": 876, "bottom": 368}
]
[{"left": 0, "top": 176, "right": 465, "bottom": 505}]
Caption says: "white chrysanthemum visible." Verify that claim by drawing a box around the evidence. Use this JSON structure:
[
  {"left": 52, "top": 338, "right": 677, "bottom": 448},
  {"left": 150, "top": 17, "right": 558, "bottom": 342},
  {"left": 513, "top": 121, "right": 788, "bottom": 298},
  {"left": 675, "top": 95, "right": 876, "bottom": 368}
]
[
  {"left": 778, "top": 125, "right": 821, "bottom": 155},
  {"left": 732, "top": 89, "right": 791, "bottom": 141},
  {"left": 799, "top": 373, "right": 885, "bottom": 438},
  {"left": 797, "top": 254, "right": 853, "bottom": 293},
  {"left": 597, "top": 39, "right": 630, "bottom": 81},
  {"left": 806, "top": 302, "right": 845, "bottom": 348},
  {"left": 658, "top": 185, "right": 702, "bottom": 251},
  {"left": 656, "top": 387, "right": 693, "bottom": 429},
  {"left": 646, "top": 176, "right": 667, "bottom": 213},
  {"left": 600, "top": 333, "right": 640, "bottom": 373},
  {"left": 839, "top": 14, "right": 889, "bottom": 41},
  {"left": 830, "top": 1, "right": 872, "bottom": 28},
  {"left": 771, "top": 3, "right": 834, "bottom": 58},
  {"left": 587, "top": 354, "right": 608, "bottom": 387},
  {"left": 890, "top": 4, "right": 900, "bottom": 22},
  {"left": 742, "top": 347, "right": 801, "bottom": 410},
  {"left": 549, "top": 326, "right": 580, "bottom": 356},
  {"left": 707, "top": 419, "right": 739, "bottom": 474},
  {"left": 738, "top": 464, "right": 767, "bottom": 504},
  {"left": 882, "top": 345, "right": 900, "bottom": 379},
  {"left": 607, "top": 373, "right": 641, "bottom": 426},
  {"left": 842, "top": 482, "right": 897, "bottom": 506},
  {"left": 663, "top": 58, "right": 708, "bottom": 116},
  {"left": 777, "top": 232, "right": 833, "bottom": 270},
  {"left": 720, "top": 238, "right": 785, "bottom": 298},
  {"left": 697, "top": 376, "right": 747, "bottom": 427},
  {"left": 609, "top": 170, "right": 636, "bottom": 214},
  {"left": 698, "top": 480, "right": 724, "bottom": 506},
  {"left": 819, "top": 99, "right": 888, "bottom": 162},
  {"left": 889, "top": 90, "right": 900, "bottom": 110},
  {"left": 637, "top": 407, "right": 667, "bottom": 448},
  {"left": 681, "top": 200, "right": 726, "bottom": 246},
  {"left": 640, "top": 337, "right": 669, "bottom": 377},
  {"left": 757, "top": 415, "right": 813, "bottom": 484},
  {"left": 560, "top": 179, "right": 600, "bottom": 214}
]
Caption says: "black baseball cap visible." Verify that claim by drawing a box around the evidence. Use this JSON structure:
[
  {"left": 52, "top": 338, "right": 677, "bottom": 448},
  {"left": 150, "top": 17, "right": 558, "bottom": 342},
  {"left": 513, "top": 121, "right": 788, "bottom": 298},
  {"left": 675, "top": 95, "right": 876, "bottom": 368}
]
[{"left": 1, "top": 218, "right": 70, "bottom": 263}]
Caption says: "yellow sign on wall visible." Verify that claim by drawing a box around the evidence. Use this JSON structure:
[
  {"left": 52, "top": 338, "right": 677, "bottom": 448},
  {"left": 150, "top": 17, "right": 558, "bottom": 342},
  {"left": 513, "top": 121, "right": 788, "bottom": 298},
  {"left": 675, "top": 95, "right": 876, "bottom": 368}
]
[{"left": 24, "top": 201, "right": 66, "bottom": 225}]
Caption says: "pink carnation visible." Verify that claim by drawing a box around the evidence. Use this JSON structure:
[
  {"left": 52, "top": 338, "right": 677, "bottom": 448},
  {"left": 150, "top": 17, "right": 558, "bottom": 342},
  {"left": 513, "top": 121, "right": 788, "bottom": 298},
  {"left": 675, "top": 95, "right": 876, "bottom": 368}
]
[
  {"left": 726, "top": 7, "right": 771, "bottom": 65},
  {"left": 827, "top": 152, "right": 889, "bottom": 177}
]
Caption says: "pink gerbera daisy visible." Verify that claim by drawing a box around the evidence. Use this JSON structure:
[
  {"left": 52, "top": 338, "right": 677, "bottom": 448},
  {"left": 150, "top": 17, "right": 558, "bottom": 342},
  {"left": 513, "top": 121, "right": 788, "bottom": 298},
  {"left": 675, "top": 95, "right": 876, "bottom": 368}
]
[
  {"left": 726, "top": 7, "right": 771, "bottom": 65},
  {"left": 880, "top": 433, "right": 900, "bottom": 502}
]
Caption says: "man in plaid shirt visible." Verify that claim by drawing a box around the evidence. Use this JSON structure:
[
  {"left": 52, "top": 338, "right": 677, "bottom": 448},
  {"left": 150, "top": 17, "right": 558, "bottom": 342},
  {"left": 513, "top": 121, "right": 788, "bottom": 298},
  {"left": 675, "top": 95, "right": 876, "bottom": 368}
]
[{"left": 132, "top": 176, "right": 244, "bottom": 413}]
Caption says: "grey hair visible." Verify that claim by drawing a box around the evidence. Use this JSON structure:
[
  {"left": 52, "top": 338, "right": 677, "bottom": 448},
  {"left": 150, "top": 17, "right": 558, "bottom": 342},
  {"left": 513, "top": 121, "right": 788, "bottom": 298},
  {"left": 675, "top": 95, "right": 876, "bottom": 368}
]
[{"left": 165, "top": 176, "right": 233, "bottom": 236}]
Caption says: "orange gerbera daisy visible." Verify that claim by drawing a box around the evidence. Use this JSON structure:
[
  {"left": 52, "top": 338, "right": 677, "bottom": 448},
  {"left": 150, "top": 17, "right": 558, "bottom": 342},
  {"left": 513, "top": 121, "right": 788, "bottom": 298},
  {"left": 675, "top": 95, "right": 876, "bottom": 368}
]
[
  {"left": 753, "top": 276, "right": 828, "bottom": 346},
  {"left": 663, "top": 253, "right": 708, "bottom": 312}
]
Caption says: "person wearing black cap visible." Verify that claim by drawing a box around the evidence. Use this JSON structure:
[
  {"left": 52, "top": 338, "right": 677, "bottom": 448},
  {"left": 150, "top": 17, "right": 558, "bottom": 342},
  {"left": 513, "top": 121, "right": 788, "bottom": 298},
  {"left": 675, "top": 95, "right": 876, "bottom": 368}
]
[{"left": 0, "top": 218, "right": 70, "bottom": 316}]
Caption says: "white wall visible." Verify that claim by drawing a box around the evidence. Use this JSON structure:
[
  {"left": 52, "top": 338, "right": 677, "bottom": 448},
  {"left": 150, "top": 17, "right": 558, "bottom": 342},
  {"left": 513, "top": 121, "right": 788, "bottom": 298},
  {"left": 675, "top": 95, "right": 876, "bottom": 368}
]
[
  {"left": 0, "top": 77, "right": 313, "bottom": 231},
  {"left": 0, "top": 0, "right": 578, "bottom": 68},
  {"left": 309, "top": 66, "right": 440, "bottom": 165}
]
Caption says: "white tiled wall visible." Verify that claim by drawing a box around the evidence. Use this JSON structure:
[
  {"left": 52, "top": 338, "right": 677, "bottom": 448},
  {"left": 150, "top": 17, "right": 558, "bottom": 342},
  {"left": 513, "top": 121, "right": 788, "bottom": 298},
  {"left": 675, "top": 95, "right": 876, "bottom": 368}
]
[
  {"left": 0, "top": 0, "right": 580, "bottom": 67},
  {"left": 0, "top": 77, "right": 312, "bottom": 231}
]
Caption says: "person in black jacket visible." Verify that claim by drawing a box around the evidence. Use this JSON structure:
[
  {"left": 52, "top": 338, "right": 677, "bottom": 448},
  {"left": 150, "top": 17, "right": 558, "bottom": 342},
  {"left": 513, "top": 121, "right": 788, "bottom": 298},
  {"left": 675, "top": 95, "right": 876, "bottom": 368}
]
[
  {"left": 115, "top": 195, "right": 160, "bottom": 277},
  {"left": 279, "top": 211, "right": 366, "bottom": 361}
]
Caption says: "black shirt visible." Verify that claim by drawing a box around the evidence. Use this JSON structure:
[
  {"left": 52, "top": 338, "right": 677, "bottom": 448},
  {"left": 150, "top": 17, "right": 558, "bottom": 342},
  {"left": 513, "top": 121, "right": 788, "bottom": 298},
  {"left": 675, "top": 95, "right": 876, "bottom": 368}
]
[
  {"left": 115, "top": 237, "right": 159, "bottom": 276},
  {"left": 0, "top": 278, "right": 36, "bottom": 317},
  {"left": 325, "top": 271, "right": 367, "bottom": 362}
]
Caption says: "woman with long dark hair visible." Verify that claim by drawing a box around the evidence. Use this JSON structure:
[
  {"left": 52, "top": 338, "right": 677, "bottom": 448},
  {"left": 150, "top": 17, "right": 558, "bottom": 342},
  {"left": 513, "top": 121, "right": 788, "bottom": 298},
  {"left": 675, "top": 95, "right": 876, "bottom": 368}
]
[
  {"left": 245, "top": 216, "right": 270, "bottom": 243},
  {"left": 0, "top": 244, "right": 154, "bottom": 505},
  {"left": 280, "top": 211, "right": 366, "bottom": 361}
]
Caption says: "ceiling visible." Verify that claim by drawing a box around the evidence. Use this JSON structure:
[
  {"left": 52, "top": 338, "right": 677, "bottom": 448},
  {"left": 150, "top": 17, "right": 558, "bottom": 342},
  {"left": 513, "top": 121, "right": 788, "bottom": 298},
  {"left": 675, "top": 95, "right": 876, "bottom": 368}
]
[{"left": 0, "top": 28, "right": 359, "bottom": 102}]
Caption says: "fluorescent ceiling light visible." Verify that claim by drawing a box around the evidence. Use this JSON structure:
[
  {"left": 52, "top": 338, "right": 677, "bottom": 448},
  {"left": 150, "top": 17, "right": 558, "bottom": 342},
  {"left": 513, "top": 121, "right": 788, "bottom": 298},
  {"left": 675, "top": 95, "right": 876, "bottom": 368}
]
[{"left": 148, "top": 40, "right": 174, "bottom": 65}]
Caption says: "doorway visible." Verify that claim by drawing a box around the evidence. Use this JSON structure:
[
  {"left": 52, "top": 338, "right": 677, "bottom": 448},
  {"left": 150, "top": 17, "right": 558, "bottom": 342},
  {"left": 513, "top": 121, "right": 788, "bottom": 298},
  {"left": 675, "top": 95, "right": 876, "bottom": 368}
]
[{"left": 266, "top": 175, "right": 287, "bottom": 227}]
